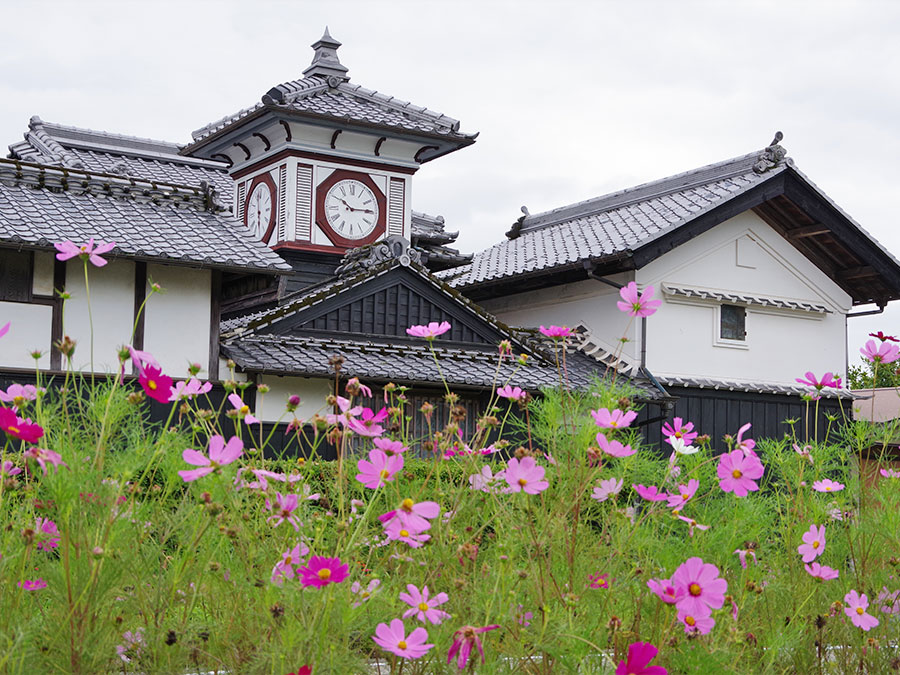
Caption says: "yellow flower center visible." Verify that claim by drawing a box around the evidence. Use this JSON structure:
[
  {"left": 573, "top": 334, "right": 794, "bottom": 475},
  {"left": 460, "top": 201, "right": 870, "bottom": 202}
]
[
  {"left": 148, "top": 380, "right": 157, "bottom": 391},
  {"left": 856, "top": 607, "right": 864, "bottom": 615},
  {"left": 682, "top": 493, "right": 689, "bottom": 500},
  {"left": 361, "top": 592, "right": 370, "bottom": 599},
  {"left": 518, "top": 478, "right": 528, "bottom": 487},
  {"left": 380, "top": 469, "right": 390, "bottom": 478},
  {"left": 240, "top": 405, "right": 249, "bottom": 415},
  {"left": 401, "top": 498, "right": 414, "bottom": 512},
  {"left": 611, "top": 421, "right": 619, "bottom": 427},
  {"left": 732, "top": 469, "right": 742, "bottom": 479},
  {"left": 418, "top": 602, "right": 429, "bottom": 611},
  {"left": 689, "top": 583, "right": 702, "bottom": 596},
  {"left": 399, "top": 529, "right": 409, "bottom": 537},
  {"left": 685, "top": 615, "right": 696, "bottom": 626},
  {"left": 13, "top": 396, "right": 25, "bottom": 406},
  {"left": 825, "top": 487, "right": 832, "bottom": 491},
  {"left": 397, "top": 640, "right": 407, "bottom": 650},
  {"left": 285, "top": 557, "right": 292, "bottom": 565},
  {"left": 317, "top": 568, "right": 331, "bottom": 580},
  {"left": 9, "top": 425, "right": 20, "bottom": 434},
  {"left": 813, "top": 541, "right": 819, "bottom": 549}
]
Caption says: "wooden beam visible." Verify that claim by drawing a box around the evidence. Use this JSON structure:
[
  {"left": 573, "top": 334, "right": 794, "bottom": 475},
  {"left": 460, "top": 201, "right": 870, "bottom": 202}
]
[
  {"left": 837, "top": 265, "right": 878, "bottom": 280},
  {"left": 787, "top": 224, "right": 830, "bottom": 239},
  {"left": 132, "top": 261, "right": 147, "bottom": 375},
  {"left": 50, "top": 258, "right": 66, "bottom": 371},
  {"left": 209, "top": 270, "right": 222, "bottom": 381}
]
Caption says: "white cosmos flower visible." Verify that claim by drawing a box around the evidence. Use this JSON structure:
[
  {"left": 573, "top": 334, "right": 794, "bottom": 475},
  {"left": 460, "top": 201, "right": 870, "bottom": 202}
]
[{"left": 671, "top": 436, "right": 699, "bottom": 455}]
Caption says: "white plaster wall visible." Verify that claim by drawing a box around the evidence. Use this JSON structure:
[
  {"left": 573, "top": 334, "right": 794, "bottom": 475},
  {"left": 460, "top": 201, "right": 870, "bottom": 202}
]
[
  {"left": 32, "top": 252, "right": 55, "bottom": 296},
  {"left": 479, "top": 271, "right": 639, "bottom": 360},
  {"left": 257, "top": 375, "right": 332, "bottom": 423},
  {"left": 636, "top": 211, "right": 852, "bottom": 384},
  {"left": 144, "top": 265, "right": 211, "bottom": 376},
  {"left": 63, "top": 258, "right": 135, "bottom": 373},
  {"left": 0, "top": 301, "right": 52, "bottom": 369}
]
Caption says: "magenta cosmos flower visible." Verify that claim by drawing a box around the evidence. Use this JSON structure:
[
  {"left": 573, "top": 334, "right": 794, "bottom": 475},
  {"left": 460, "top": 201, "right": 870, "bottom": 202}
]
[
  {"left": 881, "top": 468, "right": 900, "bottom": 478},
  {"left": 356, "top": 448, "right": 403, "bottom": 489},
  {"left": 798, "top": 524, "right": 826, "bottom": 563},
  {"left": 266, "top": 492, "right": 301, "bottom": 531},
  {"left": 796, "top": 371, "right": 841, "bottom": 391},
  {"left": 592, "top": 477, "right": 624, "bottom": 503},
  {"left": 805, "top": 562, "right": 839, "bottom": 581},
  {"left": 615, "top": 641, "right": 668, "bottom": 675},
  {"left": 24, "top": 447, "right": 66, "bottom": 474},
  {"left": 373, "top": 618, "right": 434, "bottom": 659},
  {"left": 633, "top": 484, "right": 668, "bottom": 502},
  {"left": 18, "top": 579, "right": 48, "bottom": 591},
  {"left": 228, "top": 393, "right": 259, "bottom": 425},
  {"left": 373, "top": 437, "right": 408, "bottom": 456},
  {"left": 647, "top": 577, "right": 685, "bottom": 605},
  {"left": 0, "top": 407, "right": 44, "bottom": 443},
  {"left": 54, "top": 238, "right": 116, "bottom": 267},
  {"left": 591, "top": 407, "right": 638, "bottom": 429},
  {"left": 870, "top": 330, "right": 899, "bottom": 342},
  {"left": 666, "top": 479, "right": 700, "bottom": 509},
  {"left": 447, "top": 624, "right": 500, "bottom": 670},
  {"left": 861, "top": 339, "right": 900, "bottom": 364},
  {"left": 617, "top": 282, "right": 663, "bottom": 318},
  {"left": 298, "top": 556, "right": 349, "bottom": 588},
  {"left": 406, "top": 321, "right": 451, "bottom": 339},
  {"left": 497, "top": 385, "right": 526, "bottom": 401},
  {"left": 1, "top": 460, "right": 22, "bottom": 477},
  {"left": 138, "top": 365, "right": 173, "bottom": 404},
  {"left": 596, "top": 432, "right": 636, "bottom": 458},
  {"left": 346, "top": 407, "right": 388, "bottom": 437},
  {"left": 178, "top": 435, "right": 243, "bottom": 482},
  {"left": 844, "top": 590, "right": 880, "bottom": 631},
  {"left": 734, "top": 549, "right": 757, "bottom": 569},
  {"left": 812, "top": 478, "right": 844, "bottom": 493},
  {"left": 716, "top": 450, "right": 764, "bottom": 497},
  {"left": 671, "top": 556, "right": 727, "bottom": 617},
  {"left": 538, "top": 325, "right": 571, "bottom": 338},
  {"left": 400, "top": 584, "right": 451, "bottom": 625},
  {"left": 504, "top": 456, "right": 549, "bottom": 494},
  {"left": 662, "top": 417, "right": 697, "bottom": 446},
  {"left": 34, "top": 517, "right": 60, "bottom": 551}
]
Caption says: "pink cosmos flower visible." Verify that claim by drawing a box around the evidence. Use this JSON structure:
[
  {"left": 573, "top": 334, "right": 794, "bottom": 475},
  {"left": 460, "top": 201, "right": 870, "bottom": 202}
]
[
  {"left": 0, "top": 322, "right": 8, "bottom": 339},
  {"left": 126, "top": 345, "right": 160, "bottom": 377},
  {"left": 34, "top": 517, "right": 60, "bottom": 551},
  {"left": 373, "top": 437, "right": 408, "bottom": 456},
  {"left": 380, "top": 498, "right": 441, "bottom": 532},
  {"left": 592, "top": 477, "right": 624, "bottom": 503},
  {"left": 228, "top": 393, "right": 259, "bottom": 425},
  {"left": 796, "top": 371, "right": 841, "bottom": 391},
  {"left": 633, "top": 484, "right": 668, "bottom": 502},
  {"left": 588, "top": 573, "right": 609, "bottom": 589},
  {"left": 384, "top": 519, "right": 431, "bottom": 548},
  {"left": 805, "top": 562, "right": 839, "bottom": 581},
  {"left": 734, "top": 549, "right": 757, "bottom": 569},
  {"left": 406, "top": 321, "right": 451, "bottom": 339},
  {"left": 794, "top": 443, "right": 814, "bottom": 464},
  {"left": 356, "top": 448, "right": 403, "bottom": 489},
  {"left": 647, "top": 577, "right": 685, "bottom": 605},
  {"left": 504, "top": 456, "right": 549, "bottom": 494},
  {"left": 538, "top": 325, "right": 571, "bottom": 338},
  {"left": 881, "top": 468, "right": 900, "bottom": 478},
  {"left": 844, "top": 590, "right": 880, "bottom": 631},
  {"left": 0, "top": 407, "right": 44, "bottom": 444},
  {"left": 345, "top": 377, "right": 372, "bottom": 398},
  {"left": 666, "top": 479, "right": 700, "bottom": 509},
  {"left": 591, "top": 407, "right": 638, "bottom": 429},
  {"left": 138, "top": 365, "right": 173, "bottom": 404},
  {"left": 447, "top": 624, "right": 500, "bottom": 670},
  {"left": 400, "top": 584, "right": 451, "bottom": 625},
  {"left": 469, "top": 465, "right": 508, "bottom": 493},
  {"left": 271, "top": 542, "right": 310, "bottom": 585},
  {"left": 178, "top": 435, "right": 243, "bottom": 482},
  {"left": 0, "top": 383, "right": 39, "bottom": 409},
  {"left": 497, "top": 385, "right": 526, "bottom": 401},
  {"left": 1, "top": 460, "right": 22, "bottom": 477},
  {"left": 595, "top": 432, "right": 636, "bottom": 458},
  {"left": 812, "top": 479, "right": 844, "bottom": 493},
  {"left": 677, "top": 609, "right": 715, "bottom": 634},
  {"left": 23, "top": 447, "right": 66, "bottom": 474},
  {"left": 798, "top": 524, "right": 826, "bottom": 563},
  {"left": 716, "top": 450, "right": 764, "bottom": 497},
  {"left": 266, "top": 492, "right": 301, "bottom": 531},
  {"left": 54, "top": 238, "right": 116, "bottom": 267},
  {"left": 18, "top": 578, "right": 47, "bottom": 591},
  {"left": 169, "top": 377, "right": 212, "bottom": 401},
  {"left": 662, "top": 417, "right": 698, "bottom": 446},
  {"left": 298, "top": 556, "right": 349, "bottom": 588},
  {"left": 734, "top": 422, "right": 756, "bottom": 455},
  {"left": 615, "top": 641, "right": 668, "bottom": 675},
  {"left": 373, "top": 619, "right": 434, "bottom": 659},
  {"left": 877, "top": 587, "right": 900, "bottom": 615},
  {"left": 116, "top": 628, "right": 145, "bottom": 662},
  {"left": 515, "top": 605, "right": 533, "bottom": 627},
  {"left": 617, "top": 282, "right": 662, "bottom": 317},
  {"left": 351, "top": 578, "right": 381, "bottom": 607},
  {"left": 676, "top": 515, "right": 709, "bottom": 537},
  {"left": 346, "top": 407, "right": 389, "bottom": 437},
  {"left": 671, "top": 556, "right": 727, "bottom": 617},
  {"left": 861, "top": 339, "right": 900, "bottom": 364}
]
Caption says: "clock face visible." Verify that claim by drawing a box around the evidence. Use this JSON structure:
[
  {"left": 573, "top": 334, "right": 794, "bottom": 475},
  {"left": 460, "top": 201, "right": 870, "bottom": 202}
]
[
  {"left": 324, "top": 179, "right": 379, "bottom": 240},
  {"left": 246, "top": 181, "right": 273, "bottom": 239}
]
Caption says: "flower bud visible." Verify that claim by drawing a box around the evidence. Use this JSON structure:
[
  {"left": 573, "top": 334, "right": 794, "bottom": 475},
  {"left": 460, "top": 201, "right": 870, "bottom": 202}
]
[
  {"left": 188, "top": 362, "right": 202, "bottom": 376},
  {"left": 257, "top": 384, "right": 270, "bottom": 395}
]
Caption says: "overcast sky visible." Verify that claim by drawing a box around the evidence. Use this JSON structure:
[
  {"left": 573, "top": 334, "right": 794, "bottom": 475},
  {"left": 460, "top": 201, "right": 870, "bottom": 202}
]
[{"left": 2, "top": 0, "right": 899, "bottom": 359}]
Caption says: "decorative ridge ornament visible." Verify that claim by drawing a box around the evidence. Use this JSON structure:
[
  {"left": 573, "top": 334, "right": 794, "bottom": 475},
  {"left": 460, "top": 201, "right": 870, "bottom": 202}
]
[
  {"left": 302, "top": 26, "right": 350, "bottom": 82},
  {"left": 335, "top": 235, "right": 422, "bottom": 277},
  {"left": 752, "top": 131, "right": 787, "bottom": 174}
]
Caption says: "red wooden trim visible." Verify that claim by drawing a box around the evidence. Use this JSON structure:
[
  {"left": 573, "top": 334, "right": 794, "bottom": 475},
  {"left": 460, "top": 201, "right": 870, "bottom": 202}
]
[
  {"left": 230, "top": 148, "right": 417, "bottom": 180},
  {"left": 272, "top": 242, "right": 349, "bottom": 254},
  {"left": 314, "top": 169, "right": 386, "bottom": 248},
  {"left": 243, "top": 172, "right": 278, "bottom": 244}
]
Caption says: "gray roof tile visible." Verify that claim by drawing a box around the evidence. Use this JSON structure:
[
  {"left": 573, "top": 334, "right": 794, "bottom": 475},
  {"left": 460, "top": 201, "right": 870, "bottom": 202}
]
[{"left": 657, "top": 374, "right": 857, "bottom": 399}]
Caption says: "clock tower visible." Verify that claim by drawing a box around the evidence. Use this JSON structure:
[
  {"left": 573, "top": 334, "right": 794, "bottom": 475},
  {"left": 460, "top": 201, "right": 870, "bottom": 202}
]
[{"left": 181, "top": 28, "right": 476, "bottom": 292}]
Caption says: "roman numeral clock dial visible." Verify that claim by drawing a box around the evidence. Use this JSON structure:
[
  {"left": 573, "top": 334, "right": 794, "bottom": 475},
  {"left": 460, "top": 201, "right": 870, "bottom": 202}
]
[
  {"left": 245, "top": 179, "right": 275, "bottom": 241},
  {"left": 324, "top": 179, "right": 379, "bottom": 240}
]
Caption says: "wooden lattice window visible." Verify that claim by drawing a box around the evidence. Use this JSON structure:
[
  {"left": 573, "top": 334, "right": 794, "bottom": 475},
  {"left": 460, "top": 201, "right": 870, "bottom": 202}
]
[{"left": 720, "top": 304, "right": 746, "bottom": 341}]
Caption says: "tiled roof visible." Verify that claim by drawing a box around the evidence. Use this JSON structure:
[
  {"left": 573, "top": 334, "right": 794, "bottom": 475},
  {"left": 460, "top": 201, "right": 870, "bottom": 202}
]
[
  {"left": 657, "top": 374, "right": 858, "bottom": 399},
  {"left": 410, "top": 210, "right": 471, "bottom": 270},
  {"left": 0, "top": 159, "right": 290, "bottom": 273},
  {"left": 662, "top": 284, "right": 831, "bottom": 313},
  {"left": 8, "top": 117, "right": 234, "bottom": 202},
  {"left": 439, "top": 150, "right": 783, "bottom": 288},
  {"left": 222, "top": 333, "right": 664, "bottom": 399}
]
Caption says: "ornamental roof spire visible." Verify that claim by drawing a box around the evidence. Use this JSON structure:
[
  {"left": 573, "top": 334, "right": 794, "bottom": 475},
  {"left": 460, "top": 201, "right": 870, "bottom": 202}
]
[{"left": 302, "top": 26, "right": 350, "bottom": 82}]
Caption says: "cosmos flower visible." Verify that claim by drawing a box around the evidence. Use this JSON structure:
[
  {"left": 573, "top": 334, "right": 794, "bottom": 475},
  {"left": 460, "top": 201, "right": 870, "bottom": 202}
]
[
  {"left": 54, "top": 238, "right": 116, "bottom": 267},
  {"left": 351, "top": 578, "right": 381, "bottom": 608},
  {"left": 633, "top": 484, "right": 668, "bottom": 502},
  {"left": 497, "top": 385, "right": 526, "bottom": 401},
  {"left": 468, "top": 465, "right": 508, "bottom": 493},
  {"left": 383, "top": 519, "right": 431, "bottom": 548},
  {"left": 0, "top": 407, "right": 44, "bottom": 443},
  {"left": 671, "top": 556, "right": 727, "bottom": 617},
  {"left": 373, "top": 437, "right": 408, "bottom": 456},
  {"left": 844, "top": 590, "right": 879, "bottom": 631},
  {"left": 24, "top": 447, "right": 66, "bottom": 474},
  {"left": 591, "top": 477, "right": 624, "bottom": 503},
  {"left": 346, "top": 407, "right": 389, "bottom": 437},
  {"left": 591, "top": 407, "right": 638, "bottom": 429},
  {"left": 228, "top": 393, "right": 259, "bottom": 425},
  {"left": 270, "top": 542, "right": 310, "bottom": 585},
  {"left": 138, "top": 365, "right": 174, "bottom": 404},
  {"left": 0, "top": 322, "right": 8, "bottom": 339},
  {"left": 869, "top": 331, "right": 899, "bottom": 342},
  {"left": 446, "top": 624, "right": 500, "bottom": 671},
  {"left": 400, "top": 584, "right": 451, "bottom": 625},
  {"left": 881, "top": 468, "right": 900, "bottom": 478},
  {"left": 298, "top": 556, "right": 349, "bottom": 588},
  {"left": 178, "top": 435, "right": 243, "bottom": 482},
  {"left": 734, "top": 422, "right": 756, "bottom": 455},
  {"left": 647, "top": 577, "right": 685, "bottom": 605},
  {"left": 861, "top": 339, "right": 900, "bottom": 364},
  {"left": 503, "top": 456, "right": 549, "bottom": 494},
  {"left": 406, "top": 321, "right": 451, "bottom": 339},
  {"left": 115, "top": 628, "right": 145, "bottom": 663},
  {"left": 796, "top": 371, "right": 842, "bottom": 391},
  {"left": 812, "top": 479, "right": 844, "bottom": 493},
  {"left": 538, "top": 325, "right": 571, "bottom": 338},
  {"left": 373, "top": 619, "right": 434, "bottom": 659},
  {"left": 805, "top": 562, "right": 839, "bottom": 581},
  {"left": 379, "top": 498, "right": 441, "bottom": 532},
  {"left": 666, "top": 479, "right": 699, "bottom": 509},
  {"left": 266, "top": 492, "right": 302, "bottom": 531},
  {"left": 588, "top": 573, "right": 609, "bottom": 589},
  {"left": 662, "top": 418, "right": 698, "bottom": 446},
  {"left": 1, "top": 460, "right": 22, "bottom": 477},
  {"left": 355, "top": 448, "right": 403, "bottom": 489},
  {"left": 34, "top": 517, "right": 60, "bottom": 551},
  {"left": 0, "top": 383, "right": 39, "bottom": 410},
  {"left": 614, "top": 641, "right": 668, "bottom": 675},
  {"left": 678, "top": 609, "right": 714, "bottom": 635},
  {"left": 797, "top": 524, "right": 826, "bottom": 563},
  {"left": 169, "top": 377, "right": 212, "bottom": 401},
  {"left": 793, "top": 443, "right": 814, "bottom": 464},
  {"left": 18, "top": 579, "right": 47, "bottom": 591},
  {"left": 734, "top": 549, "right": 757, "bottom": 569},
  {"left": 716, "top": 450, "right": 764, "bottom": 497},
  {"left": 596, "top": 432, "right": 636, "bottom": 458},
  {"left": 617, "top": 282, "right": 662, "bottom": 317}
]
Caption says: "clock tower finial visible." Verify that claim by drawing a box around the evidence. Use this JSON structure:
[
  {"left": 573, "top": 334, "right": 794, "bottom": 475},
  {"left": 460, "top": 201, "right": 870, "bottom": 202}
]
[{"left": 303, "top": 26, "right": 350, "bottom": 82}]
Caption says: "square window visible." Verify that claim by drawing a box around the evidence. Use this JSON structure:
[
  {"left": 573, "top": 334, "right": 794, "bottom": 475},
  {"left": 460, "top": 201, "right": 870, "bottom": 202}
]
[{"left": 720, "top": 304, "right": 746, "bottom": 341}]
